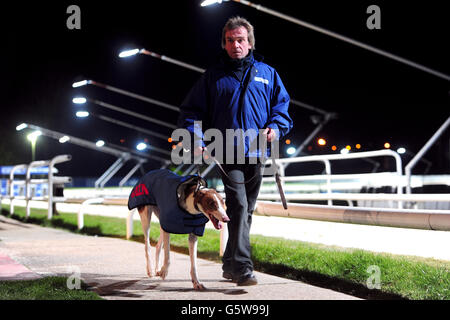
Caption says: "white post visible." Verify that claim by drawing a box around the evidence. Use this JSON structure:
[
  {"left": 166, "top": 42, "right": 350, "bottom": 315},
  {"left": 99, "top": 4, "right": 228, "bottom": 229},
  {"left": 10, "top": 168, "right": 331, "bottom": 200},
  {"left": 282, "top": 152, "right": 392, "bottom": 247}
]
[
  {"left": 127, "top": 209, "right": 136, "bottom": 239},
  {"left": 78, "top": 198, "right": 104, "bottom": 230},
  {"left": 220, "top": 223, "right": 228, "bottom": 257},
  {"left": 48, "top": 155, "right": 72, "bottom": 219},
  {"left": 9, "top": 164, "right": 28, "bottom": 215}
]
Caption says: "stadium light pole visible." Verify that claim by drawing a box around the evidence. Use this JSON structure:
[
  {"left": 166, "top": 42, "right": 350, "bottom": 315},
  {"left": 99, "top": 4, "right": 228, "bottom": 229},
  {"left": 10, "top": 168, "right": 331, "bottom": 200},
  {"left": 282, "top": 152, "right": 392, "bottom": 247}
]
[
  {"left": 72, "top": 79, "right": 180, "bottom": 112},
  {"left": 72, "top": 96, "right": 177, "bottom": 130},
  {"left": 74, "top": 109, "right": 170, "bottom": 141},
  {"left": 26, "top": 130, "right": 42, "bottom": 161},
  {"left": 74, "top": 112, "right": 171, "bottom": 156},
  {"left": 200, "top": 0, "right": 450, "bottom": 82},
  {"left": 119, "top": 48, "right": 206, "bottom": 73},
  {"left": 16, "top": 123, "right": 170, "bottom": 169}
]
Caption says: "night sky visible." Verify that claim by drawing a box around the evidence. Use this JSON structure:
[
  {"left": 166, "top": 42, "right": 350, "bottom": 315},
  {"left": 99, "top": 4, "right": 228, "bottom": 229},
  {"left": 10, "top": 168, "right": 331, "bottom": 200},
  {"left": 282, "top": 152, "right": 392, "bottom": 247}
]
[{"left": 2, "top": 1, "right": 449, "bottom": 180}]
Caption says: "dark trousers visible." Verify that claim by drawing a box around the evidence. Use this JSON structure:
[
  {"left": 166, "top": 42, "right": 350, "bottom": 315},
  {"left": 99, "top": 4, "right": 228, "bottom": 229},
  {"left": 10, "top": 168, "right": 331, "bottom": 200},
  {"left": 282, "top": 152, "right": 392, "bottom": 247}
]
[{"left": 218, "top": 163, "right": 263, "bottom": 276}]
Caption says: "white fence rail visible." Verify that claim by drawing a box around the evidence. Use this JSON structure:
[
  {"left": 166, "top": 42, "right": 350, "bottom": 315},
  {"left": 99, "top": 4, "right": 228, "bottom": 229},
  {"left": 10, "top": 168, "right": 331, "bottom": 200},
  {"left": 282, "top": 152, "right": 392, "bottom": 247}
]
[
  {"left": 1, "top": 155, "right": 72, "bottom": 218},
  {"left": 260, "top": 149, "right": 449, "bottom": 209},
  {"left": 2, "top": 150, "right": 449, "bottom": 257}
]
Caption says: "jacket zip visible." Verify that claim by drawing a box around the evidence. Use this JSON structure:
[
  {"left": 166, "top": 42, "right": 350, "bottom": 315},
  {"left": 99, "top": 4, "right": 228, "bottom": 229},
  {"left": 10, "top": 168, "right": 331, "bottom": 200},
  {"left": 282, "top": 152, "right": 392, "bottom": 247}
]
[{"left": 236, "top": 63, "right": 254, "bottom": 130}]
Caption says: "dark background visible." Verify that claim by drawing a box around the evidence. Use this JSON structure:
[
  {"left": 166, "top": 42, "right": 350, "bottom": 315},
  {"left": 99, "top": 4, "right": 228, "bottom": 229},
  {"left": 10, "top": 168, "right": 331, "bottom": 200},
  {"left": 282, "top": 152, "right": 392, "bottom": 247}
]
[{"left": 1, "top": 0, "right": 449, "bottom": 180}]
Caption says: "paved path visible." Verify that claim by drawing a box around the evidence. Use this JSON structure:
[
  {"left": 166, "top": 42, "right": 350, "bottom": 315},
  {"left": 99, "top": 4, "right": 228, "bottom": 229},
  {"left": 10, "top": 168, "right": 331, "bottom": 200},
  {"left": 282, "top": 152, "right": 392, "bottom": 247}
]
[
  {"left": 13, "top": 199, "right": 450, "bottom": 261},
  {"left": 0, "top": 215, "right": 359, "bottom": 300}
]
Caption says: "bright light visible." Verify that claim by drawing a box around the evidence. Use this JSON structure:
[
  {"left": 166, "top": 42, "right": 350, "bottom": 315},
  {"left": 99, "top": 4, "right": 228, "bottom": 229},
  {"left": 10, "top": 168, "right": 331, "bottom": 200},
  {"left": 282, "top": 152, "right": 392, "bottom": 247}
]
[
  {"left": 59, "top": 136, "right": 70, "bottom": 143},
  {"left": 317, "top": 138, "right": 326, "bottom": 146},
  {"left": 96, "top": 140, "right": 105, "bottom": 147},
  {"left": 72, "top": 80, "right": 89, "bottom": 88},
  {"left": 345, "top": 145, "right": 351, "bottom": 150},
  {"left": 27, "top": 131, "right": 42, "bottom": 143},
  {"left": 16, "top": 123, "right": 28, "bottom": 131},
  {"left": 200, "top": 0, "right": 222, "bottom": 7},
  {"left": 136, "top": 142, "right": 148, "bottom": 151},
  {"left": 168, "top": 137, "right": 173, "bottom": 143},
  {"left": 76, "top": 111, "right": 89, "bottom": 118},
  {"left": 355, "top": 143, "right": 361, "bottom": 149},
  {"left": 331, "top": 145, "right": 337, "bottom": 151},
  {"left": 397, "top": 147, "right": 406, "bottom": 154},
  {"left": 340, "top": 148, "right": 349, "bottom": 154},
  {"left": 285, "top": 139, "right": 291, "bottom": 145},
  {"left": 118, "top": 48, "right": 140, "bottom": 58},
  {"left": 286, "top": 147, "right": 296, "bottom": 155},
  {"left": 72, "top": 97, "right": 87, "bottom": 104},
  {"left": 384, "top": 142, "right": 391, "bottom": 149}
]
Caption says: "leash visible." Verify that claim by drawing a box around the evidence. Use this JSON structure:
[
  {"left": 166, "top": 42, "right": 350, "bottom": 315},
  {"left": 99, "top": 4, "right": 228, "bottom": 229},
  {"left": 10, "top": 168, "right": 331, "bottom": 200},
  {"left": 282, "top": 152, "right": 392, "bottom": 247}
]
[
  {"left": 211, "top": 156, "right": 260, "bottom": 185},
  {"left": 195, "top": 128, "right": 288, "bottom": 209},
  {"left": 271, "top": 155, "right": 288, "bottom": 210}
]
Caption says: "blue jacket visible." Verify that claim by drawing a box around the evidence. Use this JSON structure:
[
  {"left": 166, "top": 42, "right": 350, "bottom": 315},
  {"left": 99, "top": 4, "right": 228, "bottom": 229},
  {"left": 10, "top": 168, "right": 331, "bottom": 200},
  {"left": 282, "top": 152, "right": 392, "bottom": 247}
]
[
  {"left": 128, "top": 169, "right": 209, "bottom": 236},
  {"left": 178, "top": 51, "right": 293, "bottom": 159}
]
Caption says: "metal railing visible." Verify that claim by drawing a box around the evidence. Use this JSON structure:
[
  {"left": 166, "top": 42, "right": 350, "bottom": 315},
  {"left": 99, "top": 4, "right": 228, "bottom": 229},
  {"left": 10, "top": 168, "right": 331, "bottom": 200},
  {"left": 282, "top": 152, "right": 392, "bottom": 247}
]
[
  {"left": 1, "top": 155, "right": 72, "bottom": 218},
  {"left": 405, "top": 115, "right": 450, "bottom": 194},
  {"left": 261, "top": 149, "right": 405, "bottom": 208}
]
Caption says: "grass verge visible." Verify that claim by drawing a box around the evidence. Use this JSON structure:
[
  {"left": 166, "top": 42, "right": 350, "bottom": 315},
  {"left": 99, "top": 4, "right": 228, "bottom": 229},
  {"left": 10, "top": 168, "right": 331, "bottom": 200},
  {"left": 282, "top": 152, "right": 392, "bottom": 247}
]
[
  {"left": 1, "top": 204, "right": 449, "bottom": 300},
  {"left": 0, "top": 277, "right": 103, "bottom": 300}
]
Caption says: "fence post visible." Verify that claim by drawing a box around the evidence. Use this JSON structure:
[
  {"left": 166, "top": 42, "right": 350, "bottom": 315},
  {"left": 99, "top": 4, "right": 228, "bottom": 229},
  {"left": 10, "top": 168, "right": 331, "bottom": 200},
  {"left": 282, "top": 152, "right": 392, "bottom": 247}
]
[
  {"left": 9, "top": 164, "right": 28, "bottom": 215},
  {"left": 127, "top": 209, "right": 136, "bottom": 239},
  {"left": 48, "top": 154, "right": 72, "bottom": 219}
]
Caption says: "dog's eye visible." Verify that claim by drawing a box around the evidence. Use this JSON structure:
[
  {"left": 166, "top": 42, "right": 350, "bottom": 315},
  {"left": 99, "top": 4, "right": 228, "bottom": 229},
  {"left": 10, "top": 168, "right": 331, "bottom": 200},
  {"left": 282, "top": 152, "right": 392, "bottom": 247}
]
[{"left": 208, "top": 200, "right": 217, "bottom": 208}]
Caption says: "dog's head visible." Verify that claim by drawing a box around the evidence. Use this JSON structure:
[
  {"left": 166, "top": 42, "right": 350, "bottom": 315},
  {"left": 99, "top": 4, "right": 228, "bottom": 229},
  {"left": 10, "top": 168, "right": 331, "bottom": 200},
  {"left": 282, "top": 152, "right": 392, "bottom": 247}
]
[{"left": 193, "top": 187, "right": 230, "bottom": 230}]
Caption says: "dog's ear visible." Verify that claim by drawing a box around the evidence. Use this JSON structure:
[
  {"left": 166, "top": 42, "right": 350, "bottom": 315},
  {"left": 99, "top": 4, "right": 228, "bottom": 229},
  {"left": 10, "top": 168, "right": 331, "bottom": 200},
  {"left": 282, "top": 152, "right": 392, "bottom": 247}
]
[{"left": 187, "top": 184, "right": 197, "bottom": 194}]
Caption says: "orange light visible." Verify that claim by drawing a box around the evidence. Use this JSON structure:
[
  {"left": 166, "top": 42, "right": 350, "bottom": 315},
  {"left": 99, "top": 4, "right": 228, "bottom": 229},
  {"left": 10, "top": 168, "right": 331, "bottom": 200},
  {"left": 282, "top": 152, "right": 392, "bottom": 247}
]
[
  {"left": 172, "top": 144, "right": 176, "bottom": 150},
  {"left": 168, "top": 137, "right": 173, "bottom": 143},
  {"left": 345, "top": 145, "right": 351, "bottom": 150},
  {"left": 317, "top": 138, "right": 326, "bottom": 146},
  {"left": 331, "top": 145, "right": 337, "bottom": 151},
  {"left": 384, "top": 142, "right": 391, "bottom": 149},
  {"left": 285, "top": 139, "right": 291, "bottom": 145},
  {"left": 355, "top": 144, "right": 361, "bottom": 149}
]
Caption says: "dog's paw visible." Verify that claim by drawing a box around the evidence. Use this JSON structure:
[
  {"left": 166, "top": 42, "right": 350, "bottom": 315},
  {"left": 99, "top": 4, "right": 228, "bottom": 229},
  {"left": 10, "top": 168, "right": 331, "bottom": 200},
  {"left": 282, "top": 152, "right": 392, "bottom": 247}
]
[
  {"left": 156, "top": 266, "right": 169, "bottom": 279},
  {"left": 193, "top": 282, "right": 206, "bottom": 291}
]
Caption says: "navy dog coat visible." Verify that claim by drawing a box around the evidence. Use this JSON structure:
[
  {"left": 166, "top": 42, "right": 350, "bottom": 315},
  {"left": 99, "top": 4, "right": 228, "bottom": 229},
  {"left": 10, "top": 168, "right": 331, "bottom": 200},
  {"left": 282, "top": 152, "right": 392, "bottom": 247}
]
[{"left": 128, "top": 169, "right": 209, "bottom": 236}]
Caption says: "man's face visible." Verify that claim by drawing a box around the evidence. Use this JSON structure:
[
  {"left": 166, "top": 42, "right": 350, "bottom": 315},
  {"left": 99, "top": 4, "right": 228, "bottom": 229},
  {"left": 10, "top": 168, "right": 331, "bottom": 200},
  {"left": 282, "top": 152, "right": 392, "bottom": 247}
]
[{"left": 224, "top": 26, "right": 252, "bottom": 60}]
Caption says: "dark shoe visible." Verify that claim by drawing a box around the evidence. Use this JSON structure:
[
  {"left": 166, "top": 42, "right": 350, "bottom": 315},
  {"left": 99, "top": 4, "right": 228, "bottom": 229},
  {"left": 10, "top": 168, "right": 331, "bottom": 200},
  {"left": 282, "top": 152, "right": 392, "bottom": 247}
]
[
  {"left": 222, "top": 271, "right": 233, "bottom": 280},
  {"left": 222, "top": 271, "right": 237, "bottom": 282},
  {"left": 236, "top": 273, "right": 258, "bottom": 286}
]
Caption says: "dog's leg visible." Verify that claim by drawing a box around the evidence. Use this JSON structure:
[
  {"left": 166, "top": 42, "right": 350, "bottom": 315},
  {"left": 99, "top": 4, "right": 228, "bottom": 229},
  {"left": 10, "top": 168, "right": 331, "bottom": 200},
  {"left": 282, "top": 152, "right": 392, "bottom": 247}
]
[
  {"left": 154, "top": 226, "right": 164, "bottom": 274},
  {"left": 188, "top": 233, "right": 205, "bottom": 290},
  {"left": 156, "top": 228, "right": 170, "bottom": 279},
  {"left": 138, "top": 206, "right": 153, "bottom": 277}
]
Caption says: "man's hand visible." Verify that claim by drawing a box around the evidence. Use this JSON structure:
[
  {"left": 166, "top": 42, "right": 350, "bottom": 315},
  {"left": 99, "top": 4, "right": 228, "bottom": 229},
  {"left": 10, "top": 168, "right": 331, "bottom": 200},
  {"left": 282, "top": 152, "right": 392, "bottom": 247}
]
[{"left": 263, "top": 127, "right": 276, "bottom": 143}]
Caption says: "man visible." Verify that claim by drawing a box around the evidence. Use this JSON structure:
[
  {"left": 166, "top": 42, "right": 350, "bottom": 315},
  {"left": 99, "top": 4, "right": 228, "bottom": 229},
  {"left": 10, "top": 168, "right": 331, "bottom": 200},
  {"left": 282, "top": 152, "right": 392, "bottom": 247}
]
[{"left": 178, "top": 16, "right": 293, "bottom": 286}]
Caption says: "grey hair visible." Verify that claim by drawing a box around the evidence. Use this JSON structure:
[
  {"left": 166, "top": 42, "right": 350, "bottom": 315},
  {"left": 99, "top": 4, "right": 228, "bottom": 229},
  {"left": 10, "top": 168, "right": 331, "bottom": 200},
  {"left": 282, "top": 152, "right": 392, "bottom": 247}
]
[{"left": 221, "top": 16, "right": 255, "bottom": 49}]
